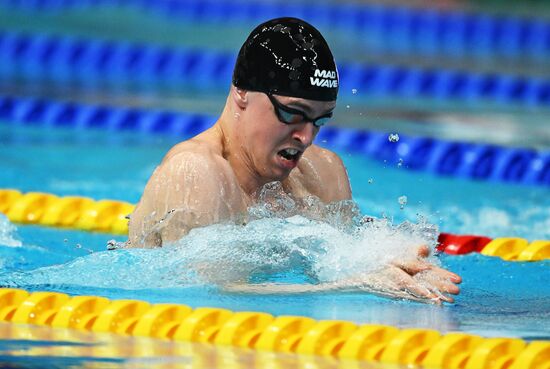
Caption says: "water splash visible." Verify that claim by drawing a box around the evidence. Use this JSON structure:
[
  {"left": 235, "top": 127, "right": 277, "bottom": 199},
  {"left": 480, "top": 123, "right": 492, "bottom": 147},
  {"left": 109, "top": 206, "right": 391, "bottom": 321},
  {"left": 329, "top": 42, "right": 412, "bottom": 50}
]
[
  {"left": 0, "top": 185, "right": 441, "bottom": 294},
  {"left": 0, "top": 215, "right": 22, "bottom": 248},
  {"left": 0, "top": 214, "right": 439, "bottom": 290}
]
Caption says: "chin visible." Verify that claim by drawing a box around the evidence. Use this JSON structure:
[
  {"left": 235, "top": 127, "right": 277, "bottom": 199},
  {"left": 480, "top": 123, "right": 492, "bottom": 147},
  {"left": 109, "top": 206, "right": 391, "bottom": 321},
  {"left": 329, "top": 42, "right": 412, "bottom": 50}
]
[
  {"left": 269, "top": 172, "right": 290, "bottom": 183},
  {"left": 265, "top": 167, "right": 292, "bottom": 183}
]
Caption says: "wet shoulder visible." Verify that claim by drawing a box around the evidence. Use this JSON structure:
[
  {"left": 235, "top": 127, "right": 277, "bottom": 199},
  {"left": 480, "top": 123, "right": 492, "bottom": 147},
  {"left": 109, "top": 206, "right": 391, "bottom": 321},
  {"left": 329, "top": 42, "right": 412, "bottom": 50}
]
[
  {"left": 163, "top": 135, "right": 221, "bottom": 162},
  {"left": 293, "top": 144, "right": 350, "bottom": 202},
  {"left": 157, "top": 137, "right": 231, "bottom": 181},
  {"left": 299, "top": 144, "right": 344, "bottom": 174}
]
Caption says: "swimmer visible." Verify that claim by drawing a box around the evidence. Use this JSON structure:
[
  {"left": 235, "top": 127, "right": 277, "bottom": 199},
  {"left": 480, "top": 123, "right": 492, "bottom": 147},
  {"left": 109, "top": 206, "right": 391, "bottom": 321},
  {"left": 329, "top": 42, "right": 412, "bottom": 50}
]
[{"left": 128, "top": 17, "right": 461, "bottom": 303}]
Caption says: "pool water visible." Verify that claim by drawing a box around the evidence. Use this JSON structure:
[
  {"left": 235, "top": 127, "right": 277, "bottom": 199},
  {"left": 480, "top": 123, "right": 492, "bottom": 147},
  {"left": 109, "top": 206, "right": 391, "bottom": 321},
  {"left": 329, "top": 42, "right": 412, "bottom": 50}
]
[
  {"left": 0, "top": 123, "right": 548, "bottom": 343},
  {"left": 0, "top": 3, "right": 549, "bottom": 369}
]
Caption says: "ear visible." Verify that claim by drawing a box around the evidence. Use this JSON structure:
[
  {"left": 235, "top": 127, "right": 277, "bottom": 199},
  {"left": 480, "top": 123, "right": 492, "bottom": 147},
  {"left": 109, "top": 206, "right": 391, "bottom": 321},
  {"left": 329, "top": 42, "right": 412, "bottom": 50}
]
[{"left": 232, "top": 86, "right": 248, "bottom": 110}]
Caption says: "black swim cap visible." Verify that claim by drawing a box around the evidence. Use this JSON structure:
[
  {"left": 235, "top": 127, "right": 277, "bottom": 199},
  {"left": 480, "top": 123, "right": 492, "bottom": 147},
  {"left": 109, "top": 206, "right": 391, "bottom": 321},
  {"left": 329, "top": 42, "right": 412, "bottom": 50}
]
[{"left": 233, "top": 17, "right": 338, "bottom": 102}]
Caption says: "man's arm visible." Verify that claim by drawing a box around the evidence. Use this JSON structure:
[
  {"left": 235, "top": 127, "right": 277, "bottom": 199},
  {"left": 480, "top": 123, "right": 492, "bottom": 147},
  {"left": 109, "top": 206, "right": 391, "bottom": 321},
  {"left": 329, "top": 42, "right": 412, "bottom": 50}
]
[
  {"left": 223, "top": 257, "right": 461, "bottom": 304},
  {"left": 128, "top": 151, "right": 244, "bottom": 247},
  {"left": 224, "top": 245, "right": 461, "bottom": 304},
  {"left": 223, "top": 281, "right": 439, "bottom": 304}
]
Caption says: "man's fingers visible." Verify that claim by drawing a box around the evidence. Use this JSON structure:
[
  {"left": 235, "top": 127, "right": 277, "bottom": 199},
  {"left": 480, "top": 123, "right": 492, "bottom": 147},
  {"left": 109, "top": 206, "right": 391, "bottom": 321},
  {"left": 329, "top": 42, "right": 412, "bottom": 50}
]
[
  {"left": 393, "top": 259, "right": 431, "bottom": 275},
  {"left": 412, "top": 245, "right": 462, "bottom": 283},
  {"left": 416, "top": 245, "right": 430, "bottom": 258},
  {"left": 393, "top": 258, "right": 462, "bottom": 286},
  {"left": 436, "top": 293, "right": 454, "bottom": 303},
  {"left": 428, "top": 265, "right": 462, "bottom": 284},
  {"left": 403, "top": 278, "right": 445, "bottom": 302},
  {"left": 441, "top": 281, "right": 460, "bottom": 295},
  {"left": 360, "top": 263, "right": 461, "bottom": 304},
  {"left": 387, "top": 267, "right": 441, "bottom": 301},
  {"left": 430, "top": 279, "right": 459, "bottom": 297},
  {"left": 414, "top": 270, "right": 461, "bottom": 301}
]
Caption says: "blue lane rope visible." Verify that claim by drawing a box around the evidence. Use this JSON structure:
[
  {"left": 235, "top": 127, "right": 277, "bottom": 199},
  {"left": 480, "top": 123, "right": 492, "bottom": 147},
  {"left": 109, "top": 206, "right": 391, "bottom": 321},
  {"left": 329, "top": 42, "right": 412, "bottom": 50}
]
[
  {"left": 1, "top": 31, "right": 550, "bottom": 108},
  {"left": 2, "top": 0, "right": 550, "bottom": 61},
  {"left": 0, "top": 96, "right": 217, "bottom": 137},
  {"left": 1, "top": 95, "right": 548, "bottom": 186}
]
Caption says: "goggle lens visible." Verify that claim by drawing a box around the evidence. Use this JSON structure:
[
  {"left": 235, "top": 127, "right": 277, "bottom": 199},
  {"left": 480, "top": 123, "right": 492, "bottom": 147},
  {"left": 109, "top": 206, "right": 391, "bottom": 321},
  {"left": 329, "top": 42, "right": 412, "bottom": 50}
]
[
  {"left": 268, "top": 94, "right": 332, "bottom": 128},
  {"left": 279, "top": 110, "right": 305, "bottom": 125}
]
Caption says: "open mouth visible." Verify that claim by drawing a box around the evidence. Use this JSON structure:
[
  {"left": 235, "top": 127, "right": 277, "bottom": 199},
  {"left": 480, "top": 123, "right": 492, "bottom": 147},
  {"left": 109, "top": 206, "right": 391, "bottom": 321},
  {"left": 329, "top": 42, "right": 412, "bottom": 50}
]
[{"left": 277, "top": 148, "right": 301, "bottom": 162}]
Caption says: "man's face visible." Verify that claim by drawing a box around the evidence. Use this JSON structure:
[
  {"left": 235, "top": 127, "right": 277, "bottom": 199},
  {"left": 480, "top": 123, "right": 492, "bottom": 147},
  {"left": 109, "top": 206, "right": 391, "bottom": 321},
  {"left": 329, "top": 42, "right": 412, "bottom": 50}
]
[{"left": 239, "top": 92, "right": 336, "bottom": 182}]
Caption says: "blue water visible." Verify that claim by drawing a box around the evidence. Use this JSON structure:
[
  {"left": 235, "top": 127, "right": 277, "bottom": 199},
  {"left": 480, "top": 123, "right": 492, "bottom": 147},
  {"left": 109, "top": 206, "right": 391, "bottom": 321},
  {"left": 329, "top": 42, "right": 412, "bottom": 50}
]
[
  {"left": 1, "top": 3, "right": 549, "bottom": 368},
  {"left": 0, "top": 123, "right": 549, "bottom": 344}
]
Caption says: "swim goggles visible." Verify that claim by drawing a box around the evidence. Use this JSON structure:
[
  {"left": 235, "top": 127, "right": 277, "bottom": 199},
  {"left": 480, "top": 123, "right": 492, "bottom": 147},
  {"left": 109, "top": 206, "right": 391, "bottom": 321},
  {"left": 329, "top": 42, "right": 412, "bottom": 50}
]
[{"left": 266, "top": 94, "right": 332, "bottom": 128}]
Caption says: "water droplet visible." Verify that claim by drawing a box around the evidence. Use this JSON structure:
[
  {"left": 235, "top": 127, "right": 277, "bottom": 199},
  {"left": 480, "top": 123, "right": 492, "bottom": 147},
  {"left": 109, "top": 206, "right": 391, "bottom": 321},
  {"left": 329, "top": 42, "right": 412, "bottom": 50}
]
[
  {"left": 346, "top": 105, "right": 350, "bottom": 109},
  {"left": 397, "top": 158, "right": 403, "bottom": 167},
  {"left": 351, "top": 88, "right": 358, "bottom": 94},
  {"left": 398, "top": 195, "right": 408, "bottom": 210},
  {"left": 107, "top": 240, "right": 118, "bottom": 251},
  {"left": 368, "top": 178, "right": 374, "bottom": 184},
  {"left": 388, "top": 133, "right": 399, "bottom": 143},
  {"left": 75, "top": 244, "right": 82, "bottom": 249},
  {"left": 63, "top": 239, "right": 68, "bottom": 243}
]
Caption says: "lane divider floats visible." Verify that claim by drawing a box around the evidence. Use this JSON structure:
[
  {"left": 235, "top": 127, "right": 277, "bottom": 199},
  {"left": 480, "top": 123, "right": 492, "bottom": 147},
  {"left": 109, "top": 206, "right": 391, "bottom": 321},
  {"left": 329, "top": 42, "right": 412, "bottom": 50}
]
[
  {"left": 1, "top": 189, "right": 549, "bottom": 262},
  {"left": 0, "top": 288, "right": 548, "bottom": 369},
  {"left": 2, "top": 30, "right": 550, "bottom": 107},
  {"left": 317, "top": 127, "right": 550, "bottom": 186},
  {"left": 1, "top": 95, "right": 549, "bottom": 187},
  {"left": 0, "top": 189, "right": 132, "bottom": 235},
  {"left": 437, "top": 232, "right": 550, "bottom": 261},
  {"left": 4, "top": 0, "right": 550, "bottom": 62}
]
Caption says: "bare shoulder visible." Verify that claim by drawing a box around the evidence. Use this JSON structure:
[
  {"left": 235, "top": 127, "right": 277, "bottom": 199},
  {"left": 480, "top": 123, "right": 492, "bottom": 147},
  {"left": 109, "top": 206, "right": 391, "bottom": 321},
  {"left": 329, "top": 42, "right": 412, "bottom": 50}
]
[
  {"left": 147, "top": 137, "right": 239, "bottom": 202},
  {"left": 302, "top": 144, "right": 345, "bottom": 167},
  {"left": 162, "top": 136, "right": 222, "bottom": 168},
  {"left": 156, "top": 133, "right": 235, "bottom": 180},
  {"left": 293, "top": 144, "right": 351, "bottom": 202},
  {"left": 128, "top": 136, "right": 243, "bottom": 247}
]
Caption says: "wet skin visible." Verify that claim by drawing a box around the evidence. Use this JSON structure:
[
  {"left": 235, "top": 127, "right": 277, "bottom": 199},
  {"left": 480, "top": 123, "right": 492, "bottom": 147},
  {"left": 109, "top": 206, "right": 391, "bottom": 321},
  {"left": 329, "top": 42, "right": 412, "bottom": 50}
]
[{"left": 128, "top": 86, "right": 461, "bottom": 303}]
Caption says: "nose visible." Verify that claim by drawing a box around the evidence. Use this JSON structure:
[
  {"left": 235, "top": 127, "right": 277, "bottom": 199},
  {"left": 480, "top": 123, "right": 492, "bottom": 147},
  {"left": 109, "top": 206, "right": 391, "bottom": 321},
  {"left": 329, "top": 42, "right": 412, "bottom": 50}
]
[{"left": 291, "top": 122, "right": 317, "bottom": 147}]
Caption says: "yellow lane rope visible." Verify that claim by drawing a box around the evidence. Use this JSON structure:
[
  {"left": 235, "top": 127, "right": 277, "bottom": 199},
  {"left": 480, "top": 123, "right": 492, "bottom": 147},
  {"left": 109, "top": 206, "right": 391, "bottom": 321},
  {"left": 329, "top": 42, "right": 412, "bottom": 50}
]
[
  {"left": 0, "top": 288, "right": 548, "bottom": 369},
  {"left": 2, "top": 189, "right": 550, "bottom": 261},
  {"left": 0, "top": 189, "right": 132, "bottom": 235}
]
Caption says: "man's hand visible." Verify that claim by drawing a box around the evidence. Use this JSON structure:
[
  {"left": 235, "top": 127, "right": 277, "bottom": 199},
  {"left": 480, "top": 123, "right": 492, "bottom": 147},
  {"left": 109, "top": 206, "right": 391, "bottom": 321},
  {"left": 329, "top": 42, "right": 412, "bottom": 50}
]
[
  {"left": 344, "top": 245, "right": 461, "bottom": 304},
  {"left": 393, "top": 245, "right": 461, "bottom": 301}
]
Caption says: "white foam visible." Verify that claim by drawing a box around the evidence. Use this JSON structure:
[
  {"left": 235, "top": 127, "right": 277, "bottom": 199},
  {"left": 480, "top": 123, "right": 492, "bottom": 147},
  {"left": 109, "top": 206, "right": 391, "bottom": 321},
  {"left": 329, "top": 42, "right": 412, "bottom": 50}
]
[
  {"left": 0, "top": 214, "right": 22, "bottom": 248},
  {"left": 4, "top": 183, "right": 443, "bottom": 295}
]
